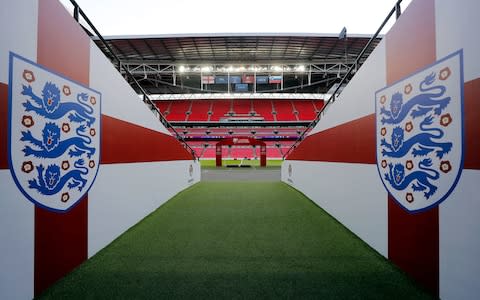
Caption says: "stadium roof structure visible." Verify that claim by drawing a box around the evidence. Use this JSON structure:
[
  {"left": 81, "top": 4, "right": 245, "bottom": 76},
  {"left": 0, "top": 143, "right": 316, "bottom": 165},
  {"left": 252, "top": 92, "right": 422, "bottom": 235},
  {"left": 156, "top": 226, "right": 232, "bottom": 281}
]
[{"left": 93, "top": 33, "right": 381, "bottom": 95}]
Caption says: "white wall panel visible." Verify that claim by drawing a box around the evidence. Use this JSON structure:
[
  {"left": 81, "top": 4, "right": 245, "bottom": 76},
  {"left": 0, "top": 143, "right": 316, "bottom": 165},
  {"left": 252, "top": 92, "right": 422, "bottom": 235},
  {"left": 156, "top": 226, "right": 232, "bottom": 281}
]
[
  {"left": 282, "top": 161, "right": 388, "bottom": 257},
  {"left": 0, "top": 1, "right": 37, "bottom": 298},
  {"left": 0, "top": 171, "right": 34, "bottom": 300},
  {"left": 1, "top": 1, "right": 200, "bottom": 298},
  {"left": 88, "top": 160, "right": 200, "bottom": 257},
  {"left": 282, "top": 1, "right": 480, "bottom": 298},
  {"left": 0, "top": 0, "right": 38, "bottom": 84},
  {"left": 310, "top": 40, "right": 386, "bottom": 135},
  {"left": 89, "top": 42, "right": 171, "bottom": 135},
  {"left": 435, "top": 0, "right": 480, "bottom": 82},
  {"left": 439, "top": 170, "right": 480, "bottom": 300},
  {"left": 435, "top": 1, "right": 480, "bottom": 298}
]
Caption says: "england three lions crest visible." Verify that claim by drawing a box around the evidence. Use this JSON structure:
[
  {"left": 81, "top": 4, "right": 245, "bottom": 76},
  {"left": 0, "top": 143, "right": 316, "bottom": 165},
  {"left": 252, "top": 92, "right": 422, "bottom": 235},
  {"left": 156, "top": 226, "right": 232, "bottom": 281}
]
[
  {"left": 375, "top": 50, "right": 464, "bottom": 213},
  {"left": 8, "top": 53, "right": 101, "bottom": 212}
]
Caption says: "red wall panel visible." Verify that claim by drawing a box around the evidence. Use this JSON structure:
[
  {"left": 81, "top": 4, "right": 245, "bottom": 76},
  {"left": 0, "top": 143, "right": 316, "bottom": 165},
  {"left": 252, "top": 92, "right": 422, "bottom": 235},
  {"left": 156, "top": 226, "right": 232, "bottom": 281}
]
[
  {"left": 287, "top": 114, "right": 375, "bottom": 164},
  {"left": 464, "top": 79, "right": 480, "bottom": 169},
  {"left": 35, "top": 0, "right": 90, "bottom": 295},
  {"left": 0, "top": 83, "right": 8, "bottom": 169},
  {"left": 385, "top": 0, "right": 439, "bottom": 296},
  {"left": 101, "top": 115, "right": 192, "bottom": 164},
  {"left": 34, "top": 199, "right": 88, "bottom": 296}
]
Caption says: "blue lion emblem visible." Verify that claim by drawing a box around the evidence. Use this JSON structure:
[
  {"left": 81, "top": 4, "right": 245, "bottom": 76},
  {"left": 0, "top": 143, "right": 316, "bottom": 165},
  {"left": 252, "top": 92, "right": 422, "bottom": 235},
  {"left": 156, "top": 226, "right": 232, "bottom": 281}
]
[
  {"left": 21, "top": 122, "right": 95, "bottom": 159},
  {"left": 384, "top": 159, "right": 440, "bottom": 199},
  {"left": 380, "top": 72, "right": 450, "bottom": 125},
  {"left": 380, "top": 115, "right": 452, "bottom": 159},
  {"left": 376, "top": 50, "right": 464, "bottom": 212},
  {"left": 22, "top": 82, "right": 96, "bottom": 126},
  {"left": 28, "top": 159, "right": 89, "bottom": 195},
  {"left": 8, "top": 52, "right": 102, "bottom": 212}
]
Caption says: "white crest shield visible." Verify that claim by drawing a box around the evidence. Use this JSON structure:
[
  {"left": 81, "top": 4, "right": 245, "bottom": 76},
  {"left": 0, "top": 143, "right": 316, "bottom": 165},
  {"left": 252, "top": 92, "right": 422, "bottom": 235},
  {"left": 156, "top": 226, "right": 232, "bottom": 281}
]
[
  {"left": 375, "top": 50, "right": 464, "bottom": 213},
  {"left": 8, "top": 52, "right": 101, "bottom": 212}
]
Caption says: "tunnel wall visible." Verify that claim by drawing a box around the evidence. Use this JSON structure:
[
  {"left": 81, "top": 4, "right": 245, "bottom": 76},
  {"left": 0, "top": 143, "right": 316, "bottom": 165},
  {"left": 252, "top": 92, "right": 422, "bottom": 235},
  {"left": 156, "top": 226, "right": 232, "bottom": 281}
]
[
  {"left": 0, "top": 1, "right": 200, "bottom": 298},
  {"left": 283, "top": 0, "right": 480, "bottom": 298}
]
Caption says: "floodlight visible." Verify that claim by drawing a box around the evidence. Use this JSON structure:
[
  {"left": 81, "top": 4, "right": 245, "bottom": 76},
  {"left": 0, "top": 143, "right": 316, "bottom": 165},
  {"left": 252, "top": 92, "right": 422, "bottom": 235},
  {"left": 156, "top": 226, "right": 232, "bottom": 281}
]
[
  {"left": 296, "top": 65, "right": 306, "bottom": 72},
  {"left": 272, "top": 65, "right": 282, "bottom": 72},
  {"left": 201, "top": 66, "right": 212, "bottom": 73}
]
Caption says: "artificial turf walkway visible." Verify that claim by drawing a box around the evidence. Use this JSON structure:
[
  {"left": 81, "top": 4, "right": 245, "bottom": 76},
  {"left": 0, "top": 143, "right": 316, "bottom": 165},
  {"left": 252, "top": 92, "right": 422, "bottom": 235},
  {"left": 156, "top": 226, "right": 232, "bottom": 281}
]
[{"left": 38, "top": 181, "right": 433, "bottom": 299}]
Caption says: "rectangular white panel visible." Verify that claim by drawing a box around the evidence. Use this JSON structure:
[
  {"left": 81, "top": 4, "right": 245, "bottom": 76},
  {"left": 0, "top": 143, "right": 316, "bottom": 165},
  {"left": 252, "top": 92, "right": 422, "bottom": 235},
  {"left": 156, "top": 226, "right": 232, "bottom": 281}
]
[
  {"left": 88, "top": 160, "right": 200, "bottom": 257},
  {"left": 435, "top": 0, "right": 480, "bottom": 82},
  {"left": 282, "top": 160, "right": 388, "bottom": 257},
  {"left": 0, "top": 171, "right": 34, "bottom": 300},
  {"left": 89, "top": 42, "right": 171, "bottom": 135},
  {"left": 0, "top": 0, "right": 38, "bottom": 84},
  {"left": 310, "top": 40, "right": 386, "bottom": 134},
  {"left": 439, "top": 170, "right": 480, "bottom": 300}
]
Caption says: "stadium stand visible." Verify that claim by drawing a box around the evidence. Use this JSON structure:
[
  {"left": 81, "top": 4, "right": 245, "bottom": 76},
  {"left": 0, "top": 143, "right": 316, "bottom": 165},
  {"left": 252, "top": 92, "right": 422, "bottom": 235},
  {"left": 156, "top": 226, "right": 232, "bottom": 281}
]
[
  {"left": 210, "top": 99, "right": 233, "bottom": 121},
  {"left": 154, "top": 99, "right": 323, "bottom": 123},
  {"left": 293, "top": 100, "right": 322, "bottom": 120},
  {"left": 252, "top": 100, "right": 275, "bottom": 121},
  {"left": 202, "top": 146, "right": 216, "bottom": 158},
  {"left": 155, "top": 101, "right": 171, "bottom": 117},
  {"left": 170, "top": 127, "right": 303, "bottom": 138},
  {"left": 184, "top": 139, "right": 296, "bottom": 159},
  {"left": 272, "top": 100, "right": 296, "bottom": 121},
  {"left": 167, "top": 100, "right": 191, "bottom": 121},
  {"left": 233, "top": 99, "right": 253, "bottom": 115},
  {"left": 189, "top": 100, "right": 212, "bottom": 121},
  {"left": 156, "top": 97, "right": 319, "bottom": 159}
]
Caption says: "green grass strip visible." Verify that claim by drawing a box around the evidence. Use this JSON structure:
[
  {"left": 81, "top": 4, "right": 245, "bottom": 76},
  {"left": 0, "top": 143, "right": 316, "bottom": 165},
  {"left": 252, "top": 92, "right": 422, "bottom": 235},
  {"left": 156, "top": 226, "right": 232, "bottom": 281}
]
[{"left": 38, "top": 182, "right": 433, "bottom": 299}]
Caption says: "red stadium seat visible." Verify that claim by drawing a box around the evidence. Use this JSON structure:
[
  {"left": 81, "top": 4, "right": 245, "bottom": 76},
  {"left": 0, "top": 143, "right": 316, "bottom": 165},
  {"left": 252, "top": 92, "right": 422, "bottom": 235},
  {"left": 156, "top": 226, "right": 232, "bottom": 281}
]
[{"left": 189, "top": 100, "right": 212, "bottom": 121}]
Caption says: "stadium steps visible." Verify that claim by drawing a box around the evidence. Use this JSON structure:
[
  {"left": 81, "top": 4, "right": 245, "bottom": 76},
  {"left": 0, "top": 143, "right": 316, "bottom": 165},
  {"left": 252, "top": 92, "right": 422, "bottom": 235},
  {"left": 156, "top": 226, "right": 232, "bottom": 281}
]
[
  {"left": 271, "top": 100, "right": 278, "bottom": 122},
  {"left": 207, "top": 101, "right": 213, "bottom": 122},
  {"left": 291, "top": 101, "right": 300, "bottom": 121},
  {"left": 184, "top": 100, "right": 193, "bottom": 121}
]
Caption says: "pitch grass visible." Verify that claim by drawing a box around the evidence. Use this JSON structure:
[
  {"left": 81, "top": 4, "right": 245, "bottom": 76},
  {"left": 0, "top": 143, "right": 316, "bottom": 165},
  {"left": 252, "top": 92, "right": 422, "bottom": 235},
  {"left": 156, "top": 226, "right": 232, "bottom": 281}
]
[
  {"left": 200, "top": 158, "right": 283, "bottom": 168},
  {"left": 38, "top": 182, "right": 433, "bottom": 299}
]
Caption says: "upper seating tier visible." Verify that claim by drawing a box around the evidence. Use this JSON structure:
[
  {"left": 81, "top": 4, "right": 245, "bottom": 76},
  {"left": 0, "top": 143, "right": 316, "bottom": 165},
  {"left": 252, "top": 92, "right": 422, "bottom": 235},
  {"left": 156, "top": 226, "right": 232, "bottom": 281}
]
[{"left": 154, "top": 99, "right": 322, "bottom": 122}]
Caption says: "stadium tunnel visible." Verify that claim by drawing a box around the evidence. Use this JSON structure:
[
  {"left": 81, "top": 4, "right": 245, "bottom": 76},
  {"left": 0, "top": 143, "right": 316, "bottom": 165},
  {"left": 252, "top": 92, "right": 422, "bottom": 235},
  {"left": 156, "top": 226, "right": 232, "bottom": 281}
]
[{"left": 1, "top": 0, "right": 479, "bottom": 299}]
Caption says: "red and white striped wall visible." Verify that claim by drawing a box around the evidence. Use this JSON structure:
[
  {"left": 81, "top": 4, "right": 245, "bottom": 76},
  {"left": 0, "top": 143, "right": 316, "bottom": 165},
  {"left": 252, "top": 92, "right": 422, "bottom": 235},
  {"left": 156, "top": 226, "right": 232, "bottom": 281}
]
[
  {"left": 0, "top": 1, "right": 200, "bottom": 298},
  {"left": 283, "top": 0, "right": 480, "bottom": 298}
]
